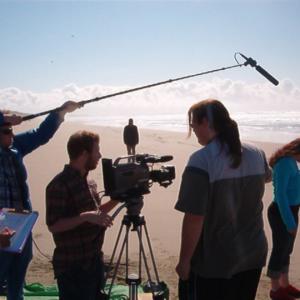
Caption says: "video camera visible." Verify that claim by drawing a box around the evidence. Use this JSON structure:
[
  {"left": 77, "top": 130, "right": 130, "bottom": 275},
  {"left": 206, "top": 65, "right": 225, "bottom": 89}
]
[{"left": 102, "top": 154, "right": 175, "bottom": 201}]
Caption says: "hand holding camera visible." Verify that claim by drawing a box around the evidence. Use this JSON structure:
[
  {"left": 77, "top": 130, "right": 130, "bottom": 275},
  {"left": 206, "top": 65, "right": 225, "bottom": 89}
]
[{"left": 81, "top": 210, "right": 113, "bottom": 228}]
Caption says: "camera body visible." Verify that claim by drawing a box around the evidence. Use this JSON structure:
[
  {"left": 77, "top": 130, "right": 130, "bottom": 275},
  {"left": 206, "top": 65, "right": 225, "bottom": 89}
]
[{"left": 102, "top": 154, "right": 175, "bottom": 201}]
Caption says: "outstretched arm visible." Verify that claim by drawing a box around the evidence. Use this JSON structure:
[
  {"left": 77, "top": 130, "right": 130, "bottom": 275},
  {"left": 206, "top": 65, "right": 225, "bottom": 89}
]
[{"left": 14, "top": 101, "right": 81, "bottom": 156}]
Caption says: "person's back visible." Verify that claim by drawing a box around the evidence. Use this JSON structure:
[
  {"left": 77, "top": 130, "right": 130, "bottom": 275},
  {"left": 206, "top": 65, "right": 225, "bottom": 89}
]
[
  {"left": 123, "top": 123, "right": 139, "bottom": 146},
  {"left": 175, "top": 99, "right": 271, "bottom": 300},
  {"left": 184, "top": 140, "right": 269, "bottom": 278},
  {"left": 123, "top": 118, "right": 139, "bottom": 156},
  {"left": 266, "top": 139, "right": 300, "bottom": 300}
]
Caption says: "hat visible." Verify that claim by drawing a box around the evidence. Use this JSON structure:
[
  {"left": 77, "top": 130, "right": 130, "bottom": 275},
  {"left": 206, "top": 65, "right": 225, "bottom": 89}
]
[{"left": 0, "top": 111, "right": 12, "bottom": 127}]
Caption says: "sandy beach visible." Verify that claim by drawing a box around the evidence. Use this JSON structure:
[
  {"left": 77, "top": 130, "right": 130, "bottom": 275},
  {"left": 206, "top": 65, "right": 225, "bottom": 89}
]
[{"left": 13, "top": 118, "right": 300, "bottom": 299}]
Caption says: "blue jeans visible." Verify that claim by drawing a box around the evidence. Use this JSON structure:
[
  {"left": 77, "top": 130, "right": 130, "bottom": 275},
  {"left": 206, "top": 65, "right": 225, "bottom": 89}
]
[
  {"left": 56, "top": 256, "right": 105, "bottom": 300},
  {"left": 0, "top": 235, "right": 33, "bottom": 300}
]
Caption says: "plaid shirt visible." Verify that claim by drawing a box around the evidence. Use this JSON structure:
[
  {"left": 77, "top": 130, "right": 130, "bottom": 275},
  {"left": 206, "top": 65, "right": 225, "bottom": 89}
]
[
  {"left": 0, "top": 147, "right": 23, "bottom": 209},
  {"left": 0, "top": 111, "right": 63, "bottom": 211},
  {"left": 46, "top": 165, "right": 105, "bottom": 277}
]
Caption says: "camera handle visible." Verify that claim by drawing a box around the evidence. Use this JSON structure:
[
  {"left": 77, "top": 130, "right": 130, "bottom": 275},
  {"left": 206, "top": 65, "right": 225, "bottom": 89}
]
[{"left": 104, "top": 200, "right": 168, "bottom": 300}]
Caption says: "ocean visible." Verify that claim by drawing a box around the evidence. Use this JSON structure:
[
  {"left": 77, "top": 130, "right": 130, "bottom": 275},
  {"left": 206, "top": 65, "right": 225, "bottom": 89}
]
[{"left": 68, "top": 110, "right": 300, "bottom": 144}]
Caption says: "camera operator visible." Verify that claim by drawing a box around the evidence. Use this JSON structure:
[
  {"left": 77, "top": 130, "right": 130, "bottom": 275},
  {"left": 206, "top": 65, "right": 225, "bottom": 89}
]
[
  {"left": 175, "top": 99, "right": 272, "bottom": 300},
  {"left": 0, "top": 101, "right": 80, "bottom": 300},
  {"left": 46, "top": 130, "right": 118, "bottom": 300}
]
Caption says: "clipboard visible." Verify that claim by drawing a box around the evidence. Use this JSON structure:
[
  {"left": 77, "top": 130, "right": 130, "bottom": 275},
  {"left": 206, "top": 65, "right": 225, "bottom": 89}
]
[{"left": 0, "top": 209, "right": 39, "bottom": 253}]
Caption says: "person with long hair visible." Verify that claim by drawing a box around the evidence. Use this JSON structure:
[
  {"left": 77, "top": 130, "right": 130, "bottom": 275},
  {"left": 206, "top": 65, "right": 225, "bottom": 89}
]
[
  {"left": 267, "top": 139, "right": 300, "bottom": 300},
  {"left": 175, "top": 99, "right": 272, "bottom": 300}
]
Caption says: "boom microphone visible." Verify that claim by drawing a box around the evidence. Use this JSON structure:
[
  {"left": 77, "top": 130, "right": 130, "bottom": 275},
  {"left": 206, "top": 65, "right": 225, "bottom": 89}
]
[
  {"left": 239, "top": 53, "right": 279, "bottom": 86},
  {"left": 20, "top": 52, "right": 279, "bottom": 122}
]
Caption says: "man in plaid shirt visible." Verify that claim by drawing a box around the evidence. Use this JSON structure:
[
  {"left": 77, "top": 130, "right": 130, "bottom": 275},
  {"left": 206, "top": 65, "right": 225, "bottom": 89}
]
[
  {"left": 0, "top": 101, "right": 80, "bottom": 300},
  {"left": 46, "top": 130, "right": 118, "bottom": 300}
]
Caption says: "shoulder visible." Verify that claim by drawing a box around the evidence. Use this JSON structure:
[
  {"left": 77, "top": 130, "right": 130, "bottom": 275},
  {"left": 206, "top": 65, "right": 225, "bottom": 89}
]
[
  {"left": 187, "top": 146, "right": 211, "bottom": 173},
  {"left": 242, "top": 142, "right": 263, "bottom": 154},
  {"left": 274, "top": 156, "right": 296, "bottom": 170},
  {"left": 242, "top": 142, "right": 267, "bottom": 160},
  {"left": 46, "top": 169, "right": 69, "bottom": 192},
  {"left": 188, "top": 147, "right": 206, "bottom": 165},
  {"left": 188, "top": 139, "right": 223, "bottom": 170}
]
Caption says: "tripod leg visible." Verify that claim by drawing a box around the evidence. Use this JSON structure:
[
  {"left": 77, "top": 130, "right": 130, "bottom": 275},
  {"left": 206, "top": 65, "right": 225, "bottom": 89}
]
[
  {"left": 139, "top": 226, "right": 142, "bottom": 281},
  {"left": 136, "top": 226, "right": 154, "bottom": 285},
  {"left": 105, "top": 222, "right": 125, "bottom": 283},
  {"left": 143, "top": 222, "right": 160, "bottom": 282},
  {"left": 137, "top": 223, "right": 169, "bottom": 300},
  {"left": 126, "top": 226, "right": 129, "bottom": 282},
  {"left": 107, "top": 224, "right": 130, "bottom": 298}
]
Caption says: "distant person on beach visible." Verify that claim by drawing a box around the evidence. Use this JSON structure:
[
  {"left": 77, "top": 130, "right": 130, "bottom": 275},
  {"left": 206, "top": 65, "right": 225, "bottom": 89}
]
[
  {"left": 46, "top": 130, "right": 118, "bottom": 300},
  {"left": 0, "top": 101, "right": 80, "bottom": 300},
  {"left": 266, "top": 139, "right": 300, "bottom": 300},
  {"left": 175, "top": 99, "right": 272, "bottom": 300},
  {"left": 123, "top": 118, "right": 139, "bottom": 157}
]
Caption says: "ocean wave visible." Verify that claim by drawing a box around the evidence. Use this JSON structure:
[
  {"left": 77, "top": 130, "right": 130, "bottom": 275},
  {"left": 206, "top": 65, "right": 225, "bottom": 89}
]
[{"left": 68, "top": 111, "right": 300, "bottom": 143}]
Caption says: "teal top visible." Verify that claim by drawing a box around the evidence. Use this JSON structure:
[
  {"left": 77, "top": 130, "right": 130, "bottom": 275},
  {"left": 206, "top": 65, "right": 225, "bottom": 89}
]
[{"left": 273, "top": 156, "right": 300, "bottom": 230}]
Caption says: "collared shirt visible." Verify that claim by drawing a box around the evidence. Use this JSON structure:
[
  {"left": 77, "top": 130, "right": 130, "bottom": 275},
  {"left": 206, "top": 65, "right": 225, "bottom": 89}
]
[
  {"left": 175, "top": 139, "right": 269, "bottom": 278},
  {"left": 46, "top": 164, "right": 105, "bottom": 277},
  {"left": 0, "top": 111, "right": 63, "bottom": 211},
  {"left": 0, "top": 147, "right": 23, "bottom": 209}
]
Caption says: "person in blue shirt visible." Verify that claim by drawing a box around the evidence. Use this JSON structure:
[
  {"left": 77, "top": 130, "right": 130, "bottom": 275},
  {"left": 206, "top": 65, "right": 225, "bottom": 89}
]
[
  {"left": 0, "top": 101, "right": 80, "bottom": 300},
  {"left": 267, "top": 138, "right": 300, "bottom": 300}
]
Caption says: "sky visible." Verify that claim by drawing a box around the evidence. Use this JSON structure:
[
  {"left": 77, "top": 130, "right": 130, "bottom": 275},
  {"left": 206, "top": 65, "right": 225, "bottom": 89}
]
[{"left": 0, "top": 0, "right": 299, "bottom": 116}]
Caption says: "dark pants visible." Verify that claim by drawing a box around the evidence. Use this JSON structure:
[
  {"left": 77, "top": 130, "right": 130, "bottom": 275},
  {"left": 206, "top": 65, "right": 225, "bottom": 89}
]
[
  {"left": 0, "top": 235, "right": 32, "bottom": 300},
  {"left": 126, "top": 144, "right": 136, "bottom": 156},
  {"left": 56, "top": 256, "right": 105, "bottom": 300},
  {"left": 178, "top": 268, "right": 262, "bottom": 300},
  {"left": 267, "top": 202, "right": 299, "bottom": 279}
]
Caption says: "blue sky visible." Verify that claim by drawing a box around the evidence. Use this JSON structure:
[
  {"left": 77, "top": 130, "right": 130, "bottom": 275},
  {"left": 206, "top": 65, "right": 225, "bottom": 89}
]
[{"left": 0, "top": 0, "right": 299, "bottom": 114}]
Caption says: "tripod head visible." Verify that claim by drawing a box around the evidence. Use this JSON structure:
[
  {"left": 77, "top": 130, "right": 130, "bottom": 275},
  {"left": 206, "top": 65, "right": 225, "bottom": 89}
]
[
  {"left": 125, "top": 196, "right": 144, "bottom": 217},
  {"left": 112, "top": 196, "right": 144, "bottom": 219},
  {"left": 118, "top": 197, "right": 146, "bottom": 233}
]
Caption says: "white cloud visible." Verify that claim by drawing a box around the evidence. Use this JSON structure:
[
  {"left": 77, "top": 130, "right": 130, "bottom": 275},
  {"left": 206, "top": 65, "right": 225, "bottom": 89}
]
[{"left": 1, "top": 77, "right": 299, "bottom": 116}]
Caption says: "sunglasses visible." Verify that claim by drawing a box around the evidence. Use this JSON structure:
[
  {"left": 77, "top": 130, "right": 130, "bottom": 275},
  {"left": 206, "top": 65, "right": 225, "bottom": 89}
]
[{"left": 0, "top": 128, "right": 13, "bottom": 135}]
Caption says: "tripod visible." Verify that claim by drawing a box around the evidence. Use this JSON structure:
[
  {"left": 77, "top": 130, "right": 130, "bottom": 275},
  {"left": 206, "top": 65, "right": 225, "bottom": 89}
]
[{"left": 104, "top": 198, "right": 168, "bottom": 300}]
